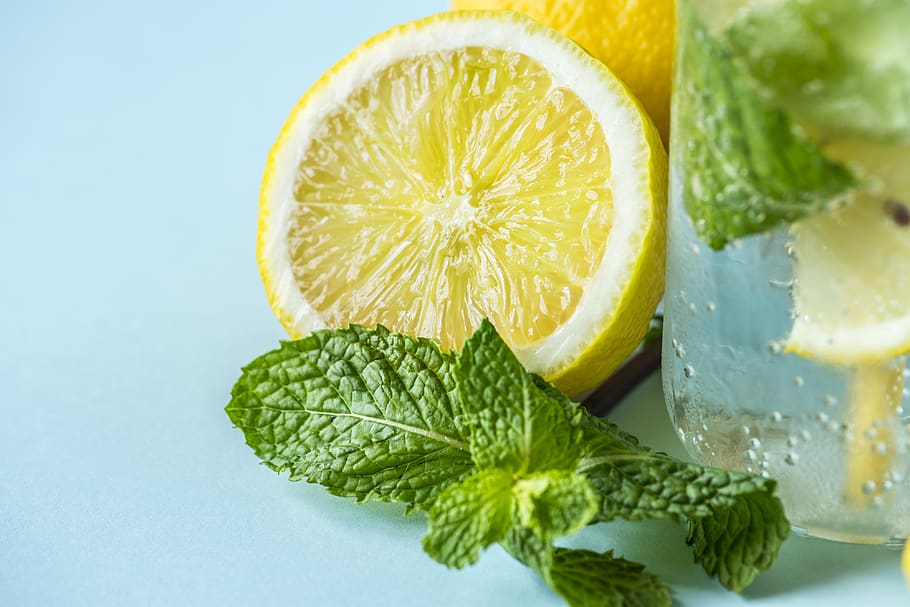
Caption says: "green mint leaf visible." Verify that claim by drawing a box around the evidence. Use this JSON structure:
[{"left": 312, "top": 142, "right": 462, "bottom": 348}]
[
  {"left": 500, "top": 525, "right": 554, "bottom": 579},
  {"left": 502, "top": 529, "right": 670, "bottom": 607},
  {"left": 578, "top": 415, "right": 788, "bottom": 589},
  {"left": 225, "top": 325, "right": 473, "bottom": 506},
  {"left": 513, "top": 471, "right": 599, "bottom": 540},
  {"left": 676, "top": 2, "right": 856, "bottom": 249},
  {"left": 687, "top": 490, "right": 790, "bottom": 592},
  {"left": 457, "top": 319, "right": 584, "bottom": 472},
  {"left": 422, "top": 468, "right": 513, "bottom": 568},
  {"left": 579, "top": 416, "right": 777, "bottom": 521},
  {"left": 549, "top": 548, "right": 671, "bottom": 607},
  {"left": 728, "top": 0, "right": 910, "bottom": 141}
]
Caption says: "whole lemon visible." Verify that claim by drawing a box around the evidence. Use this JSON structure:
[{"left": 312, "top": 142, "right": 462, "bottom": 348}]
[{"left": 451, "top": 0, "right": 674, "bottom": 145}]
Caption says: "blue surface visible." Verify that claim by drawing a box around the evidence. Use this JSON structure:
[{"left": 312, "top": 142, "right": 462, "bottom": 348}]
[{"left": 1, "top": 1, "right": 907, "bottom": 605}]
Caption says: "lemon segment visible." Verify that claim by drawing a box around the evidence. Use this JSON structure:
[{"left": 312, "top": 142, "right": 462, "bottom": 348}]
[
  {"left": 903, "top": 540, "right": 909, "bottom": 587},
  {"left": 258, "top": 11, "right": 667, "bottom": 395},
  {"left": 785, "top": 137, "right": 910, "bottom": 365}
]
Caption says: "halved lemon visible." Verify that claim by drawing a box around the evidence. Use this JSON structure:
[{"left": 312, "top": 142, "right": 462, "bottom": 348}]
[
  {"left": 258, "top": 10, "right": 666, "bottom": 395},
  {"left": 785, "top": 137, "right": 910, "bottom": 365}
]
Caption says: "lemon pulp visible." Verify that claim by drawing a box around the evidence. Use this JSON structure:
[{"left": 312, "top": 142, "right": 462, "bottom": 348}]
[{"left": 290, "top": 47, "right": 615, "bottom": 351}]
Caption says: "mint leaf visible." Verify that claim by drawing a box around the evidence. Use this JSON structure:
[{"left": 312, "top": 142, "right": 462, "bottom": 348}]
[
  {"left": 227, "top": 322, "right": 789, "bottom": 605},
  {"left": 500, "top": 525, "right": 554, "bottom": 578},
  {"left": 422, "top": 468, "right": 513, "bottom": 568},
  {"left": 502, "top": 529, "right": 671, "bottom": 607},
  {"left": 687, "top": 490, "right": 790, "bottom": 592},
  {"left": 225, "top": 325, "right": 473, "bottom": 506},
  {"left": 549, "top": 548, "right": 671, "bottom": 607},
  {"left": 513, "top": 471, "right": 598, "bottom": 540},
  {"left": 579, "top": 416, "right": 777, "bottom": 521},
  {"left": 578, "top": 415, "right": 788, "bottom": 589},
  {"left": 457, "top": 319, "right": 584, "bottom": 472},
  {"left": 728, "top": 0, "right": 910, "bottom": 140},
  {"left": 676, "top": 2, "right": 856, "bottom": 249}
]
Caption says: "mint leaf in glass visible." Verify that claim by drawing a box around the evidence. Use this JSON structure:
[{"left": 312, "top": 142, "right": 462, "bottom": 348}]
[
  {"left": 675, "top": 3, "right": 857, "bottom": 250},
  {"left": 728, "top": 0, "right": 910, "bottom": 141}
]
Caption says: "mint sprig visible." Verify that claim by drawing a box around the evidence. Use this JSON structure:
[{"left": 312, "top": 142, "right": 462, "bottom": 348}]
[{"left": 226, "top": 321, "right": 789, "bottom": 606}]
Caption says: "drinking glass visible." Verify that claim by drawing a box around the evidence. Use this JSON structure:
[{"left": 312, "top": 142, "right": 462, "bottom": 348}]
[{"left": 663, "top": 0, "right": 910, "bottom": 545}]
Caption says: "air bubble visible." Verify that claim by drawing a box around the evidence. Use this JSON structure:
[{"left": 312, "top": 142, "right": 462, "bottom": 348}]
[
  {"left": 816, "top": 412, "right": 830, "bottom": 424},
  {"left": 748, "top": 437, "right": 761, "bottom": 449},
  {"left": 874, "top": 442, "right": 888, "bottom": 455},
  {"left": 784, "top": 452, "right": 799, "bottom": 466},
  {"left": 793, "top": 376, "right": 804, "bottom": 387},
  {"left": 861, "top": 480, "right": 876, "bottom": 495},
  {"left": 824, "top": 394, "right": 838, "bottom": 407},
  {"left": 744, "top": 450, "right": 757, "bottom": 463},
  {"left": 770, "top": 411, "right": 783, "bottom": 423},
  {"left": 705, "top": 301, "right": 716, "bottom": 312},
  {"left": 787, "top": 436, "right": 798, "bottom": 447},
  {"left": 683, "top": 364, "right": 696, "bottom": 378}
]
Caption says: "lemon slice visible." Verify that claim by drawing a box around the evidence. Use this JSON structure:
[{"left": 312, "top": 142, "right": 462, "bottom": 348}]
[
  {"left": 257, "top": 10, "right": 666, "bottom": 395},
  {"left": 785, "top": 137, "right": 910, "bottom": 365},
  {"left": 904, "top": 540, "right": 909, "bottom": 587}
]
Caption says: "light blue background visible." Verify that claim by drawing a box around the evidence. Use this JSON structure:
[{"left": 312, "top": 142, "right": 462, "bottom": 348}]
[{"left": 1, "top": 1, "right": 906, "bottom": 605}]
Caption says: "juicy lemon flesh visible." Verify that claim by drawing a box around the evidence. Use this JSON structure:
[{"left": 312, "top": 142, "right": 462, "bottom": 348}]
[
  {"left": 787, "top": 137, "right": 910, "bottom": 364},
  {"left": 289, "top": 46, "right": 614, "bottom": 351}
]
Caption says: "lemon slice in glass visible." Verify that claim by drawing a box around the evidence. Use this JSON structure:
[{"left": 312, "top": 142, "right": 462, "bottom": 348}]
[
  {"left": 257, "top": 11, "right": 666, "bottom": 394},
  {"left": 785, "top": 137, "right": 910, "bottom": 365}
]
